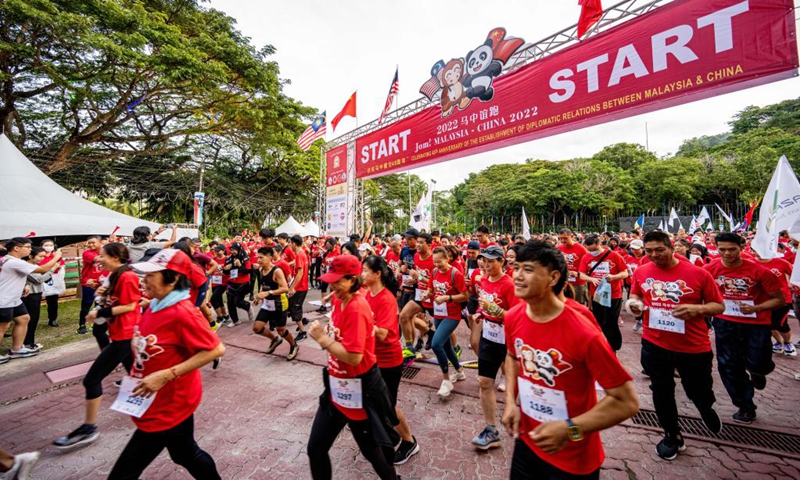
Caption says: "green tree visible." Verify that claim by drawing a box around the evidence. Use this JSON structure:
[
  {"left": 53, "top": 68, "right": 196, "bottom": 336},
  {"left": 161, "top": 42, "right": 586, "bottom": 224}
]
[{"left": 591, "top": 143, "right": 657, "bottom": 170}]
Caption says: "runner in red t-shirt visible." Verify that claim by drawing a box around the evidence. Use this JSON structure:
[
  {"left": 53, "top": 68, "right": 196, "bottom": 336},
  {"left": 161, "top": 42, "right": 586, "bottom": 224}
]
[
  {"left": 628, "top": 231, "right": 725, "bottom": 460},
  {"left": 627, "top": 240, "right": 646, "bottom": 333},
  {"left": 209, "top": 245, "right": 230, "bottom": 324},
  {"left": 288, "top": 235, "right": 311, "bottom": 341},
  {"left": 557, "top": 229, "right": 588, "bottom": 306},
  {"left": 577, "top": 235, "right": 629, "bottom": 352},
  {"left": 78, "top": 236, "right": 105, "bottom": 335},
  {"left": 704, "top": 233, "right": 784, "bottom": 424},
  {"left": 501, "top": 241, "right": 638, "bottom": 478},
  {"left": 362, "top": 255, "right": 419, "bottom": 464},
  {"left": 752, "top": 251, "right": 795, "bottom": 356},
  {"left": 398, "top": 233, "right": 436, "bottom": 356},
  {"left": 307, "top": 255, "right": 398, "bottom": 479}
]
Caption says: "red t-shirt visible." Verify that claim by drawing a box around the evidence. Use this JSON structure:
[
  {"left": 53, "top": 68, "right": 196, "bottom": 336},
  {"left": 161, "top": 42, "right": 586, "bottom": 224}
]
[
  {"left": 504, "top": 303, "right": 633, "bottom": 475},
  {"left": 327, "top": 293, "right": 377, "bottom": 420},
  {"left": 385, "top": 250, "right": 400, "bottom": 277},
  {"left": 632, "top": 260, "right": 722, "bottom": 354},
  {"left": 757, "top": 258, "right": 793, "bottom": 304},
  {"left": 226, "top": 258, "right": 251, "bottom": 285},
  {"left": 578, "top": 250, "right": 628, "bottom": 299},
  {"left": 40, "top": 253, "right": 65, "bottom": 273},
  {"left": 275, "top": 259, "right": 292, "bottom": 281},
  {"left": 187, "top": 263, "right": 208, "bottom": 305},
  {"left": 80, "top": 250, "right": 103, "bottom": 286},
  {"left": 247, "top": 241, "right": 263, "bottom": 265},
  {"left": 558, "top": 243, "right": 588, "bottom": 286},
  {"left": 294, "top": 250, "right": 309, "bottom": 292},
  {"left": 706, "top": 243, "right": 719, "bottom": 257},
  {"left": 413, "top": 252, "right": 435, "bottom": 308},
  {"left": 782, "top": 248, "right": 796, "bottom": 266},
  {"left": 704, "top": 259, "right": 782, "bottom": 325},
  {"left": 281, "top": 245, "right": 297, "bottom": 274},
  {"left": 476, "top": 273, "right": 519, "bottom": 323},
  {"left": 131, "top": 298, "right": 220, "bottom": 433},
  {"left": 429, "top": 266, "right": 468, "bottom": 319},
  {"left": 108, "top": 270, "right": 142, "bottom": 341},
  {"left": 366, "top": 287, "right": 403, "bottom": 368},
  {"left": 565, "top": 298, "right": 599, "bottom": 330},
  {"left": 210, "top": 263, "right": 228, "bottom": 287}
]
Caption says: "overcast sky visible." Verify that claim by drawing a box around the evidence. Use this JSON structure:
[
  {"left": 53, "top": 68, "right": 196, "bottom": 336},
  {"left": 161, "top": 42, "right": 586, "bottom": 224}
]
[{"left": 210, "top": 0, "right": 800, "bottom": 191}]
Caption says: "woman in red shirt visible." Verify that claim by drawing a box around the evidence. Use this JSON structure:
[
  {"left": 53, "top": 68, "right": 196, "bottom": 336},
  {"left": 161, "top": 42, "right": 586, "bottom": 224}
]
[
  {"left": 106, "top": 249, "right": 224, "bottom": 479},
  {"left": 362, "top": 255, "right": 419, "bottom": 465},
  {"left": 307, "top": 255, "right": 399, "bottom": 480},
  {"left": 53, "top": 243, "right": 142, "bottom": 450}
]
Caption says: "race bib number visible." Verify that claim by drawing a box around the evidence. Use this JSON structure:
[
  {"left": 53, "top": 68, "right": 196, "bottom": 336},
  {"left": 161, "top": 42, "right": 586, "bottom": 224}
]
[
  {"left": 518, "top": 377, "right": 568, "bottom": 423},
  {"left": 723, "top": 299, "right": 757, "bottom": 318},
  {"left": 482, "top": 320, "right": 505, "bottom": 344},
  {"left": 211, "top": 275, "right": 222, "bottom": 285},
  {"left": 330, "top": 375, "right": 363, "bottom": 409},
  {"left": 592, "top": 262, "right": 610, "bottom": 275},
  {"left": 648, "top": 307, "right": 685, "bottom": 334},
  {"left": 415, "top": 288, "right": 424, "bottom": 302},
  {"left": 402, "top": 275, "right": 414, "bottom": 287},
  {"left": 261, "top": 299, "right": 276, "bottom": 311},
  {"left": 110, "top": 376, "right": 156, "bottom": 418},
  {"left": 229, "top": 269, "right": 238, "bottom": 280},
  {"left": 433, "top": 301, "right": 448, "bottom": 317},
  {"left": 568, "top": 271, "right": 576, "bottom": 283}
]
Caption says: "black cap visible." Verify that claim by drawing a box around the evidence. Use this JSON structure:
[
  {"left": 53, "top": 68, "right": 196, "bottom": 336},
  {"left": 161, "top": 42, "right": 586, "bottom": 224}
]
[
  {"left": 467, "top": 241, "right": 480, "bottom": 250},
  {"left": 478, "top": 245, "right": 505, "bottom": 260},
  {"left": 405, "top": 227, "right": 419, "bottom": 238}
]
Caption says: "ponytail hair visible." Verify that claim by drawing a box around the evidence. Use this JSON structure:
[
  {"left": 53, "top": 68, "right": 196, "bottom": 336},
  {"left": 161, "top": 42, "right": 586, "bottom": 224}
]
[
  {"left": 102, "top": 242, "right": 132, "bottom": 299},
  {"left": 363, "top": 254, "right": 399, "bottom": 295}
]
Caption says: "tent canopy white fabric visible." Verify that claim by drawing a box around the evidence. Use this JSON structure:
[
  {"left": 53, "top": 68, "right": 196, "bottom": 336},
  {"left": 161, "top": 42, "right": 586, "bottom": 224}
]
[
  {"left": 0, "top": 134, "right": 162, "bottom": 239},
  {"left": 275, "top": 216, "right": 305, "bottom": 236},
  {"left": 301, "top": 220, "right": 320, "bottom": 237}
]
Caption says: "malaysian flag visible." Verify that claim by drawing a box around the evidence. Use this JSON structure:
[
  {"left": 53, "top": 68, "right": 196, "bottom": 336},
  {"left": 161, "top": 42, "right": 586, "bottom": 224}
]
[
  {"left": 419, "top": 60, "right": 445, "bottom": 103},
  {"left": 297, "top": 112, "right": 326, "bottom": 151},
  {"left": 378, "top": 68, "right": 399, "bottom": 125}
]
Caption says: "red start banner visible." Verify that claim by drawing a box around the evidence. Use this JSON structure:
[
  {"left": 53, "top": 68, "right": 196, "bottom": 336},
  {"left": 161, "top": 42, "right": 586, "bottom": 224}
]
[
  {"left": 326, "top": 144, "right": 348, "bottom": 186},
  {"left": 355, "top": 0, "right": 798, "bottom": 179}
]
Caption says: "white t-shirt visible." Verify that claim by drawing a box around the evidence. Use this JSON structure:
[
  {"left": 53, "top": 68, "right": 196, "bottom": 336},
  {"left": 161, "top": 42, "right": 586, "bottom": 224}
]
[{"left": 0, "top": 257, "right": 38, "bottom": 308}]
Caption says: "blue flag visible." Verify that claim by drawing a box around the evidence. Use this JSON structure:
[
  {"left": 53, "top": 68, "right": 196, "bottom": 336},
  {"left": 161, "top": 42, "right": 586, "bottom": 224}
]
[{"left": 634, "top": 214, "right": 645, "bottom": 229}]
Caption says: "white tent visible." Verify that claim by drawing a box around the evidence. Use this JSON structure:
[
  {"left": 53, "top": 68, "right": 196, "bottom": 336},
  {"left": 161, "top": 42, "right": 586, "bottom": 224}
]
[
  {"left": 301, "top": 220, "right": 320, "bottom": 237},
  {"left": 275, "top": 216, "right": 305, "bottom": 236},
  {"left": 0, "top": 134, "right": 162, "bottom": 239}
]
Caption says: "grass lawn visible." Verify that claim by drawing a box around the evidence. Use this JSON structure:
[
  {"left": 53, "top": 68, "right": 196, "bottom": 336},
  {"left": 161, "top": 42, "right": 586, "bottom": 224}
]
[{"left": 0, "top": 299, "right": 89, "bottom": 352}]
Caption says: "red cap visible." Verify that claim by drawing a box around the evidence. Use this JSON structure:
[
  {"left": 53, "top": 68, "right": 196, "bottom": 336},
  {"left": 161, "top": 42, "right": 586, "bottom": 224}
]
[
  {"left": 318, "top": 255, "right": 362, "bottom": 284},
  {"left": 131, "top": 249, "right": 193, "bottom": 277}
]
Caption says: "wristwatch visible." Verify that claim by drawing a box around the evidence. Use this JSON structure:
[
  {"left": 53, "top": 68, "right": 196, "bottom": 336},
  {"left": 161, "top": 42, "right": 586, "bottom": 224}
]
[{"left": 566, "top": 418, "right": 584, "bottom": 441}]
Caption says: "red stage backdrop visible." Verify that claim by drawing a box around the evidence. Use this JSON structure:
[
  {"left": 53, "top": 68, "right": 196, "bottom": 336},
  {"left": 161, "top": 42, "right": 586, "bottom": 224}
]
[
  {"left": 326, "top": 144, "right": 348, "bottom": 186},
  {"left": 356, "top": 0, "right": 798, "bottom": 179}
]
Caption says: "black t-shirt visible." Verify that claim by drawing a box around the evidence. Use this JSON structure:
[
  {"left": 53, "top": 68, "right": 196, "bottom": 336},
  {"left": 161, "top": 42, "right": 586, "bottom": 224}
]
[{"left": 400, "top": 247, "right": 416, "bottom": 290}]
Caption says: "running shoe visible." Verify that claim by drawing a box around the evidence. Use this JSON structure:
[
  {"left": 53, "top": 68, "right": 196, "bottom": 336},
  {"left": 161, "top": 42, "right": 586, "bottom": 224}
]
[
  {"left": 471, "top": 425, "right": 502, "bottom": 451},
  {"left": 316, "top": 306, "right": 328, "bottom": 313},
  {"left": 265, "top": 336, "right": 283, "bottom": 354},
  {"left": 48, "top": 320, "right": 59, "bottom": 327},
  {"left": 699, "top": 407, "right": 722, "bottom": 433},
  {"left": 751, "top": 373, "right": 767, "bottom": 390},
  {"left": 394, "top": 436, "right": 420, "bottom": 465},
  {"left": 784, "top": 343, "right": 797, "bottom": 357},
  {"left": 212, "top": 358, "right": 221, "bottom": 370},
  {"left": 295, "top": 331, "right": 308, "bottom": 342},
  {"left": 773, "top": 341, "right": 784, "bottom": 354},
  {"left": 9, "top": 347, "right": 39, "bottom": 359},
  {"left": 437, "top": 379, "right": 454, "bottom": 398},
  {"left": 53, "top": 424, "right": 99, "bottom": 450},
  {"left": 1, "top": 450, "right": 40, "bottom": 480},
  {"left": 0, "top": 355, "right": 9, "bottom": 365},
  {"left": 77, "top": 325, "right": 88, "bottom": 335},
  {"left": 454, "top": 344, "right": 462, "bottom": 359},
  {"left": 655, "top": 433, "right": 685, "bottom": 460},
  {"left": 209, "top": 320, "right": 220, "bottom": 332},
  {"left": 794, "top": 340, "right": 800, "bottom": 349},
  {"left": 414, "top": 337, "right": 424, "bottom": 352},
  {"left": 732, "top": 409, "right": 756, "bottom": 424},
  {"left": 25, "top": 343, "right": 43, "bottom": 352},
  {"left": 424, "top": 330, "right": 434, "bottom": 351},
  {"left": 633, "top": 319, "right": 643, "bottom": 333},
  {"left": 402, "top": 346, "right": 416, "bottom": 359},
  {"left": 226, "top": 320, "right": 240, "bottom": 328},
  {"left": 449, "top": 369, "right": 466, "bottom": 383},
  {"left": 287, "top": 343, "right": 299, "bottom": 361},
  {"left": 401, "top": 356, "right": 415, "bottom": 368}
]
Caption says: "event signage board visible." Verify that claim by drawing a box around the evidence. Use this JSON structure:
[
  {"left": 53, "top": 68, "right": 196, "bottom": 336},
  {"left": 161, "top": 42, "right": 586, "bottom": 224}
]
[
  {"left": 325, "top": 144, "right": 349, "bottom": 237},
  {"left": 355, "top": 0, "right": 799, "bottom": 179}
]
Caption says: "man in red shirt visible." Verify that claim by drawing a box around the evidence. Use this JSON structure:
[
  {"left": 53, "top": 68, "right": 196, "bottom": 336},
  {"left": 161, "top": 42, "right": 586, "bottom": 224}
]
[
  {"left": 476, "top": 225, "right": 497, "bottom": 252},
  {"left": 629, "top": 231, "right": 725, "bottom": 460},
  {"left": 578, "top": 235, "right": 629, "bottom": 352},
  {"left": 704, "top": 233, "right": 784, "bottom": 424},
  {"left": 557, "top": 229, "right": 588, "bottom": 306},
  {"left": 288, "top": 235, "right": 310, "bottom": 342},
  {"left": 78, "top": 236, "right": 104, "bottom": 335},
  {"left": 276, "top": 233, "right": 297, "bottom": 273},
  {"left": 502, "top": 241, "right": 639, "bottom": 478},
  {"left": 399, "top": 233, "right": 435, "bottom": 357}
]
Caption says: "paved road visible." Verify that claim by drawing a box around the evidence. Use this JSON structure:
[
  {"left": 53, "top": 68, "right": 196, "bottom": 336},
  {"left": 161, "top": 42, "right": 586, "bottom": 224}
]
[{"left": 2, "top": 293, "right": 800, "bottom": 479}]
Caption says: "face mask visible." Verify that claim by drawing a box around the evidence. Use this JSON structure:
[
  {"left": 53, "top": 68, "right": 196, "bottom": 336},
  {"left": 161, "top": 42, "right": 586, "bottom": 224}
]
[
  {"left": 43, "top": 246, "right": 54, "bottom": 253},
  {"left": 589, "top": 249, "right": 603, "bottom": 257}
]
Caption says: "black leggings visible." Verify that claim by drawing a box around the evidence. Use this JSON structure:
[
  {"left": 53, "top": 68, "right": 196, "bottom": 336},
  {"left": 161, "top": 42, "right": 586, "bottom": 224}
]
[
  {"left": 45, "top": 294, "right": 59, "bottom": 322},
  {"left": 21, "top": 292, "right": 42, "bottom": 346},
  {"left": 210, "top": 285, "right": 226, "bottom": 310},
  {"left": 227, "top": 283, "right": 251, "bottom": 324},
  {"left": 307, "top": 401, "right": 396, "bottom": 480},
  {"left": 108, "top": 415, "right": 220, "bottom": 480},
  {"left": 83, "top": 340, "right": 132, "bottom": 400},
  {"left": 510, "top": 439, "right": 599, "bottom": 479}
]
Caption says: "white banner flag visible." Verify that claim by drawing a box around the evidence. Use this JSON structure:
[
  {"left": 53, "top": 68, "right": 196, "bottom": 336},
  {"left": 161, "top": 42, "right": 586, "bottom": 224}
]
[
  {"left": 409, "top": 188, "right": 432, "bottom": 232},
  {"left": 789, "top": 216, "right": 800, "bottom": 287},
  {"left": 752, "top": 156, "right": 800, "bottom": 260},
  {"left": 522, "top": 207, "right": 531, "bottom": 240},
  {"left": 668, "top": 207, "right": 682, "bottom": 230}
]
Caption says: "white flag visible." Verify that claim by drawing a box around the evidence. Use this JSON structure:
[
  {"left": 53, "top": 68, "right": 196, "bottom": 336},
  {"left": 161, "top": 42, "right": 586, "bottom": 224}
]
[
  {"left": 658, "top": 219, "right": 665, "bottom": 231},
  {"left": 522, "top": 207, "right": 531, "bottom": 240},
  {"left": 668, "top": 207, "right": 682, "bottom": 230},
  {"left": 409, "top": 188, "right": 432, "bottom": 232},
  {"left": 789, "top": 216, "right": 800, "bottom": 287},
  {"left": 752, "top": 156, "right": 800, "bottom": 260},
  {"left": 697, "top": 207, "right": 711, "bottom": 227},
  {"left": 714, "top": 204, "right": 732, "bottom": 227},
  {"left": 688, "top": 215, "right": 699, "bottom": 234}
]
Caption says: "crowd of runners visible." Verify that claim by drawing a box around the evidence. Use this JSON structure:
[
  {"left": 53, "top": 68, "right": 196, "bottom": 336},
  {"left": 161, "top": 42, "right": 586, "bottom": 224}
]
[{"left": 0, "top": 224, "right": 798, "bottom": 479}]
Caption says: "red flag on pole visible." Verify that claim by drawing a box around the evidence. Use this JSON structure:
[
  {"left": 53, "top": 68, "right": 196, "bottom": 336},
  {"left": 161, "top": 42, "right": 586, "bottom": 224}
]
[
  {"left": 743, "top": 200, "right": 759, "bottom": 229},
  {"left": 332, "top": 92, "right": 357, "bottom": 131},
  {"left": 577, "top": 0, "right": 603, "bottom": 38}
]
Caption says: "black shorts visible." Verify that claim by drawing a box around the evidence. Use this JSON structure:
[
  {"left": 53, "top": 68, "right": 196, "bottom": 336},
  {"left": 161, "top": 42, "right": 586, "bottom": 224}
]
[
  {"left": 380, "top": 364, "right": 403, "bottom": 407},
  {"left": 478, "top": 337, "right": 507, "bottom": 379},
  {"left": 288, "top": 290, "right": 308, "bottom": 322},
  {"left": 771, "top": 304, "right": 792, "bottom": 333},
  {"left": 0, "top": 303, "right": 28, "bottom": 323},
  {"left": 423, "top": 307, "right": 434, "bottom": 317},
  {"left": 256, "top": 308, "right": 288, "bottom": 329}
]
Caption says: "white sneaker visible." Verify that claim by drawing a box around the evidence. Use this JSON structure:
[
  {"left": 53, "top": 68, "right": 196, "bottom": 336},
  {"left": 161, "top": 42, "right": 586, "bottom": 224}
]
[
  {"left": 0, "top": 354, "right": 9, "bottom": 365},
  {"left": 3, "top": 451, "right": 40, "bottom": 480},
  {"left": 438, "top": 380, "right": 454, "bottom": 398},
  {"left": 9, "top": 347, "right": 39, "bottom": 359},
  {"left": 784, "top": 343, "right": 797, "bottom": 357},
  {"left": 449, "top": 370, "right": 466, "bottom": 383}
]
